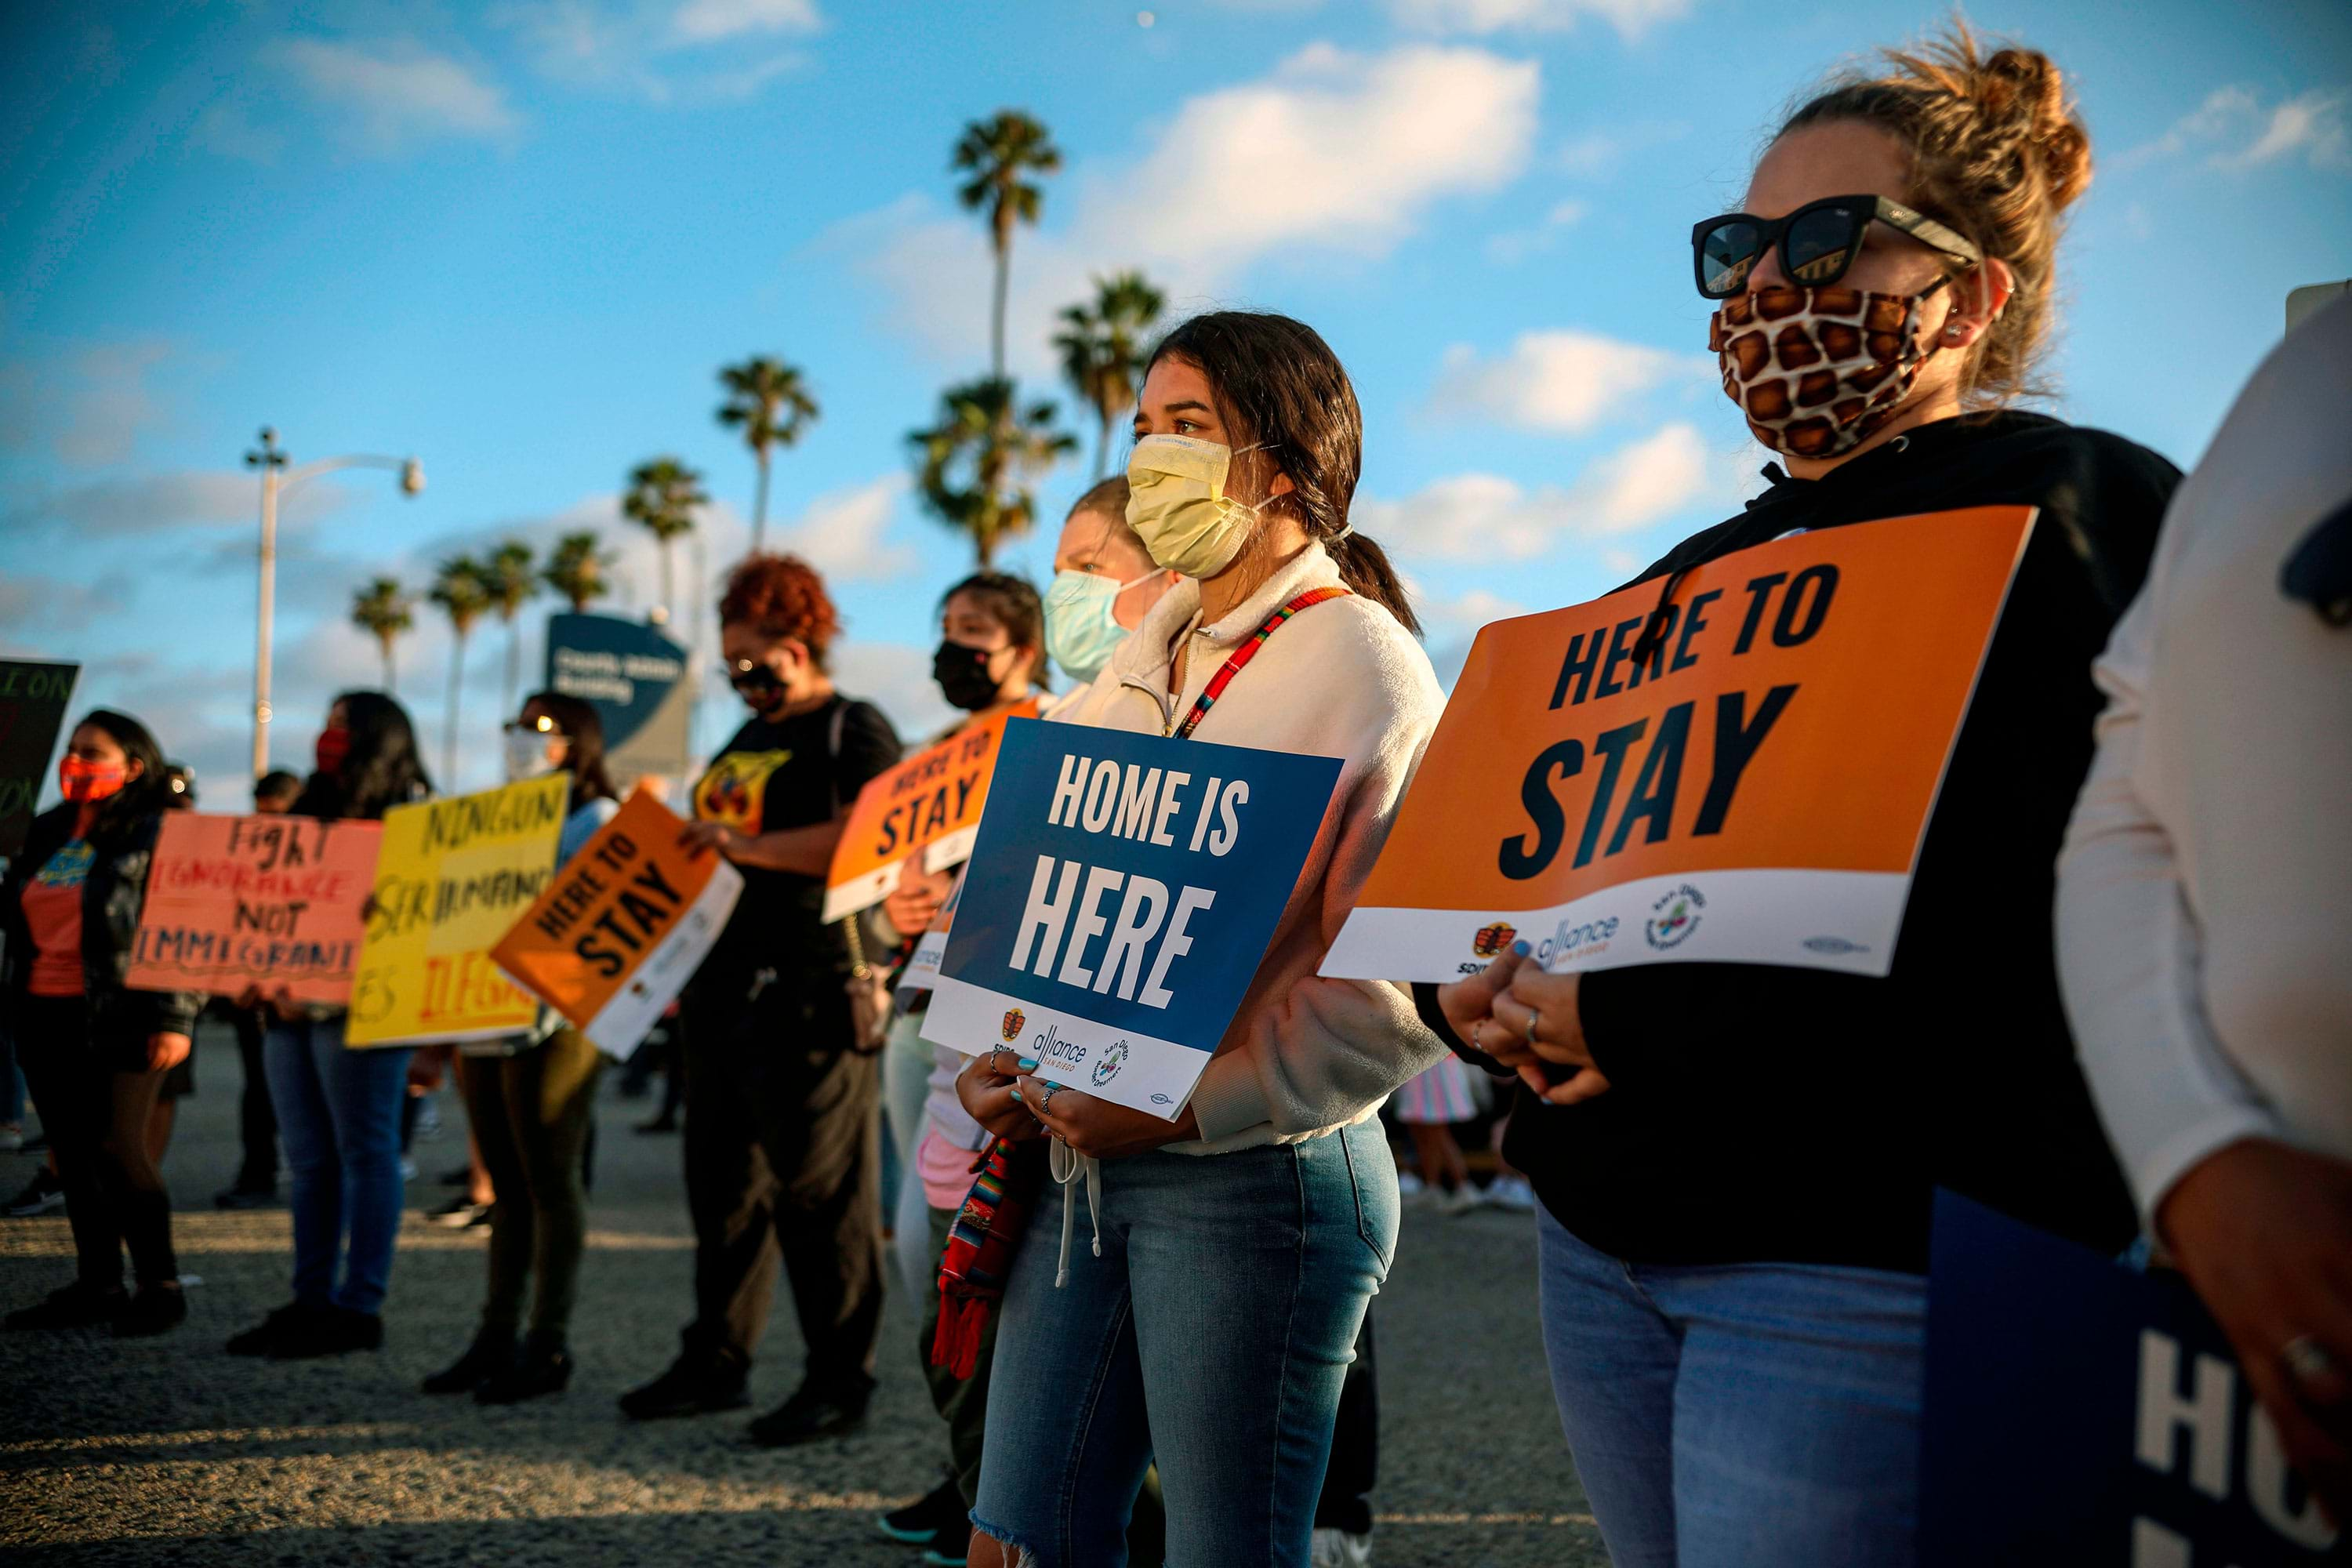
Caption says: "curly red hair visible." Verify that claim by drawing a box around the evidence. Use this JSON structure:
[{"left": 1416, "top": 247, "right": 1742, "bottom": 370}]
[{"left": 719, "top": 554, "right": 841, "bottom": 669}]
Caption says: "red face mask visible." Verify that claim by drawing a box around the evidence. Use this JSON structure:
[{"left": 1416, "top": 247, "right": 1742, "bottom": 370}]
[
  {"left": 314, "top": 727, "right": 352, "bottom": 779},
  {"left": 58, "top": 756, "right": 129, "bottom": 804}
]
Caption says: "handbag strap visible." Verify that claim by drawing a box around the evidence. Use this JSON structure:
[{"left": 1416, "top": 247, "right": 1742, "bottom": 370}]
[{"left": 1170, "top": 586, "right": 1351, "bottom": 741}]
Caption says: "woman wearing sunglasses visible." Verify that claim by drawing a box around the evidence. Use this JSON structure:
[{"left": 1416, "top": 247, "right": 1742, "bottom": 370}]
[
  {"left": 422, "top": 692, "right": 619, "bottom": 1403},
  {"left": 619, "top": 554, "right": 905, "bottom": 1447},
  {"left": 1428, "top": 27, "right": 2181, "bottom": 1566}
]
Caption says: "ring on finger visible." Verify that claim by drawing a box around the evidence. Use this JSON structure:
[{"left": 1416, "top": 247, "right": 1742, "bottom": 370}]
[
  {"left": 1036, "top": 1081, "right": 1060, "bottom": 1114},
  {"left": 1524, "top": 1007, "right": 1542, "bottom": 1044},
  {"left": 2282, "top": 1334, "right": 2342, "bottom": 1394}
]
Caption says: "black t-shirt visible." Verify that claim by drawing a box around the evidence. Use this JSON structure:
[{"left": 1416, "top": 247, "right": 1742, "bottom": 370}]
[
  {"left": 1473, "top": 411, "right": 2180, "bottom": 1274},
  {"left": 691, "top": 695, "right": 901, "bottom": 990}
]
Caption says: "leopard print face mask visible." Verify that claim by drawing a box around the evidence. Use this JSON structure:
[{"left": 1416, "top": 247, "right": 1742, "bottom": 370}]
[{"left": 1710, "top": 282, "right": 1947, "bottom": 459}]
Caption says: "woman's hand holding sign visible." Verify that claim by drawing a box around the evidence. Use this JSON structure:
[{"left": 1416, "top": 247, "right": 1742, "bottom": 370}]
[
  {"left": 1016, "top": 1073, "right": 1200, "bottom": 1160},
  {"left": 958, "top": 1047, "right": 1047, "bottom": 1146},
  {"left": 1440, "top": 945, "right": 1611, "bottom": 1105}
]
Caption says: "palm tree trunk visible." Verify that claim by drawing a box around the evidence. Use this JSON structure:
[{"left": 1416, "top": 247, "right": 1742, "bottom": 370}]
[
  {"left": 380, "top": 637, "right": 395, "bottom": 694},
  {"left": 1095, "top": 408, "right": 1112, "bottom": 481},
  {"left": 990, "top": 241, "right": 1010, "bottom": 380},
  {"left": 753, "top": 452, "right": 771, "bottom": 555},
  {"left": 445, "top": 632, "right": 466, "bottom": 788},
  {"left": 660, "top": 543, "right": 676, "bottom": 622},
  {"left": 505, "top": 622, "right": 521, "bottom": 717}
]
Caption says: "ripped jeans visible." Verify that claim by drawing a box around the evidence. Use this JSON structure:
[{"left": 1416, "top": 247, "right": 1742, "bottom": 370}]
[{"left": 972, "top": 1119, "right": 1396, "bottom": 1568}]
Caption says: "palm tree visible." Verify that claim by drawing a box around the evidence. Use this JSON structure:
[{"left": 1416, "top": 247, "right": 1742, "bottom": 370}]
[
  {"left": 428, "top": 555, "right": 492, "bottom": 788},
  {"left": 480, "top": 539, "right": 539, "bottom": 716},
  {"left": 953, "top": 111, "right": 1062, "bottom": 379},
  {"left": 621, "top": 457, "right": 707, "bottom": 623},
  {"left": 717, "top": 356, "right": 819, "bottom": 554},
  {"left": 349, "top": 577, "right": 415, "bottom": 693},
  {"left": 1054, "top": 270, "right": 1167, "bottom": 478},
  {"left": 909, "top": 376, "right": 1077, "bottom": 568},
  {"left": 542, "top": 530, "right": 617, "bottom": 614}
]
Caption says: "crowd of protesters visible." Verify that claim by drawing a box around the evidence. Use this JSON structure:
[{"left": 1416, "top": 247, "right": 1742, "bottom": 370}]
[{"left": 3, "top": 20, "right": 2346, "bottom": 1568}]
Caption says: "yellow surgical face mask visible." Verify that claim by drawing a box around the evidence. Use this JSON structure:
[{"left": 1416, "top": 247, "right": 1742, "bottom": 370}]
[{"left": 1125, "top": 434, "right": 1266, "bottom": 579}]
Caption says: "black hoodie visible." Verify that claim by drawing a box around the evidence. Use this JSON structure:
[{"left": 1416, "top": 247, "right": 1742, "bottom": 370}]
[{"left": 1440, "top": 410, "right": 2181, "bottom": 1273}]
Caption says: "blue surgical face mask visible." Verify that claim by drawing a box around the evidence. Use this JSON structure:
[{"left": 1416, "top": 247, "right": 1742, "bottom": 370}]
[{"left": 1045, "top": 568, "right": 1155, "bottom": 684}]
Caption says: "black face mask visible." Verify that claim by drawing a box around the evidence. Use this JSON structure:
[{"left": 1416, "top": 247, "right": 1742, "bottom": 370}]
[{"left": 933, "top": 639, "right": 1004, "bottom": 712}]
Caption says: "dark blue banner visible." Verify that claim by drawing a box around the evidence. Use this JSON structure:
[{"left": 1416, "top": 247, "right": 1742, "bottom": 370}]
[{"left": 543, "top": 613, "right": 691, "bottom": 779}]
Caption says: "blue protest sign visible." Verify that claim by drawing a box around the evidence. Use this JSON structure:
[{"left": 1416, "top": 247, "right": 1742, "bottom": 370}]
[
  {"left": 543, "top": 613, "right": 692, "bottom": 782},
  {"left": 1922, "top": 1191, "right": 2339, "bottom": 1566},
  {"left": 920, "top": 717, "right": 1341, "bottom": 1120}
]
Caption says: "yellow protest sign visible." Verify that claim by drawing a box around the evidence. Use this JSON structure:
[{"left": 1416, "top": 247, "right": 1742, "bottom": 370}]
[{"left": 344, "top": 775, "right": 569, "bottom": 1047}]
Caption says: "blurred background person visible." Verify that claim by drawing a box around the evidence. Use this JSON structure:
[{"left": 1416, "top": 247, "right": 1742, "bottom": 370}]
[
  {"left": 225, "top": 691, "right": 430, "bottom": 1360},
  {"left": 215, "top": 768, "right": 301, "bottom": 1210},
  {"left": 619, "top": 554, "right": 904, "bottom": 1448},
  {"left": 2059, "top": 293, "right": 2352, "bottom": 1524},
  {"left": 424, "top": 691, "right": 622, "bottom": 1403},
  {"left": 2, "top": 710, "right": 200, "bottom": 1336}
]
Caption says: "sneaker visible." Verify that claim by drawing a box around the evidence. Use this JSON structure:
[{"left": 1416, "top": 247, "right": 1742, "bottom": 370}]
[
  {"left": 747, "top": 1377, "right": 873, "bottom": 1447},
  {"left": 6, "top": 1280, "right": 125, "bottom": 1330},
  {"left": 1438, "top": 1184, "right": 1482, "bottom": 1218},
  {"left": 423, "top": 1329, "right": 516, "bottom": 1395},
  {"left": 112, "top": 1283, "right": 187, "bottom": 1338},
  {"left": 924, "top": 1541, "right": 971, "bottom": 1567},
  {"left": 1486, "top": 1174, "right": 1537, "bottom": 1213},
  {"left": 227, "top": 1301, "right": 314, "bottom": 1356},
  {"left": 214, "top": 1182, "right": 278, "bottom": 1210},
  {"left": 879, "top": 1478, "right": 968, "bottom": 1546},
  {"left": 619, "top": 1355, "right": 749, "bottom": 1421},
  {"left": 6, "top": 1171, "right": 64, "bottom": 1217},
  {"left": 477, "top": 1333, "right": 572, "bottom": 1404},
  {"left": 426, "top": 1197, "right": 494, "bottom": 1229},
  {"left": 1311, "top": 1527, "right": 1374, "bottom": 1567},
  {"left": 269, "top": 1304, "right": 383, "bottom": 1359},
  {"left": 1395, "top": 1171, "right": 1427, "bottom": 1200}
]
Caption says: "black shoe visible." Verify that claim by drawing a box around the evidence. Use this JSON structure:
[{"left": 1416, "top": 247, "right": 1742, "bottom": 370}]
[
  {"left": 426, "top": 1196, "right": 495, "bottom": 1229},
  {"left": 477, "top": 1333, "right": 573, "bottom": 1404},
  {"left": 5, "top": 1171, "right": 64, "bottom": 1218},
  {"left": 269, "top": 1304, "right": 383, "bottom": 1359},
  {"left": 878, "top": 1478, "right": 970, "bottom": 1546},
  {"left": 6, "top": 1280, "right": 125, "bottom": 1330},
  {"left": 113, "top": 1283, "right": 187, "bottom": 1338},
  {"left": 619, "top": 1355, "right": 748, "bottom": 1420},
  {"left": 423, "top": 1329, "right": 516, "bottom": 1394},
  {"left": 214, "top": 1183, "right": 278, "bottom": 1210},
  {"left": 438, "top": 1163, "right": 474, "bottom": 1188},
  {"left": 226, "top": 1301, "right": 312, "bottom": 1356},
  {"left": 747, "top": 1377, "right": 873, "bottom": 1447}
]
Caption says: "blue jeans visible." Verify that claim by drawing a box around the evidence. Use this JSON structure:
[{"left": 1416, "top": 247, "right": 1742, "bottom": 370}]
[
  {"left": 1537, "top": 1203, "right": 1927, "bottom": 1568},
  {"left": 974, "top": 1120, "right": 1396, "bottom": 1568},
  {"left": 265, "top": 1017, "right": 412, "bottom": 1315}
]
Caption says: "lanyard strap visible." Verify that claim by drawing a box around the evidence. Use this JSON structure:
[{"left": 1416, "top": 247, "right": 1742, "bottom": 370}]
[{"left": 1171, "top": 586, "right": 1352, "bottom": 740}]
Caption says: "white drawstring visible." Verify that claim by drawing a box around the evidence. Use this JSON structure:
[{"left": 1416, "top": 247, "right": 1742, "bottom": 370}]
[{"left": 1049, "top": 1139, "right": 1102, "bottom": 1288}]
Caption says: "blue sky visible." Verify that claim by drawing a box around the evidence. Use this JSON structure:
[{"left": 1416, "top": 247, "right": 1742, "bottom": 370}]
[{"left": 4, "top": 0, "right": 2347, "bottom": 800}]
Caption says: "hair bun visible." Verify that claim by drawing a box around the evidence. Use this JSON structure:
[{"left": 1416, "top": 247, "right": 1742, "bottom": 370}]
[{"left": 1976, "top": 45, "right": 2091, "bottom": 209}]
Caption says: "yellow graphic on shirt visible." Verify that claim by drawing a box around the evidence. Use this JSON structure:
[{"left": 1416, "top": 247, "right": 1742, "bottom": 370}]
[{"left": 695, "top": 750, "right": 792, "bottom": 834}]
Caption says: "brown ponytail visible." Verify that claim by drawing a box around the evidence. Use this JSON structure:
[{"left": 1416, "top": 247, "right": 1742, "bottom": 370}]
[
  {"left": 1780, "top": 19, "right": 2092, "bottom": 404},
  {"left": 1145, "top": 311, "right": 1421, "bottom": 637}
]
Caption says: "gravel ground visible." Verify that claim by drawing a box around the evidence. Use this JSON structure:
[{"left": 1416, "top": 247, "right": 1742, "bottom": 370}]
[{"left": 1, "top": 1025, "right": 1602, "bottom": 1566}]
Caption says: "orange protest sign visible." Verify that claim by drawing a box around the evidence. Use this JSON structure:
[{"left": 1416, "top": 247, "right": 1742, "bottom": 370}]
[
  {"left": 489, "top": 788, "right": 742, "bottom": 1059},
  {"left": 821, "top": 700, "right": 1038, "bottom": 922},
  {"left": 126, "top": 813, "right": 382, "bottom": 1004},
  {"left": 1321, "top": 506, "right": 2036, "bottom": 983}
]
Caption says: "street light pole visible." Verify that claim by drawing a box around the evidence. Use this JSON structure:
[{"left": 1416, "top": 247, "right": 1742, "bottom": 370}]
[{"left": 245, "top": 428, "right": 426, "bottom": 780}]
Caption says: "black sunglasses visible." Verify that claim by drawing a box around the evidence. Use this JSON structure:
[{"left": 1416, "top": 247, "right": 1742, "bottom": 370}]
[
  {"left": 724, "top": 657, "right": 783, "bottom": 695},
  {"left": 1692, "top": 194, "right": 1980, "bottom": 300}
]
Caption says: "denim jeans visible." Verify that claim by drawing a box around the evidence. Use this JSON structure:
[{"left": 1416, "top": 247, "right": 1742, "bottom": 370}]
[
  {"left": 265, "top": 1017, "right": 412, "bottom": 1316},
  {"left": 973, "top": 1120, "right": 1396, "bottom": 1568},
  {"left": 1536, "top": 1202, "right": 1928, "bottom": 1568}
]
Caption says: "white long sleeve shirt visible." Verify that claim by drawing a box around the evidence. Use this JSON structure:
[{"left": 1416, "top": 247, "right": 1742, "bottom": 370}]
[
  {"left": 2056, "top": 294, "right": 2352, "bottom": 1221},
  {"left": 1049, "top": 541, "right": 1450, "bottom": 1153}
]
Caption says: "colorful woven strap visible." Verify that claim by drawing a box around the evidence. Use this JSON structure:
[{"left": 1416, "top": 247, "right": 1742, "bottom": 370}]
[{"left": 1171, "top": 586, "right": 1352, "bottom": 740}]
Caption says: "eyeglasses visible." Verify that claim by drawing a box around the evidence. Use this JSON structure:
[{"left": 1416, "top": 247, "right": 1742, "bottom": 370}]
[
  {"left": 1691, "top": 194, "right": 1980, "bottom": 300},
  {"left": 503, "top": 715, "right": 569, "bottom": 739},
  {"left": 724, "top": 658, "right": 783, "bottom": 695}
]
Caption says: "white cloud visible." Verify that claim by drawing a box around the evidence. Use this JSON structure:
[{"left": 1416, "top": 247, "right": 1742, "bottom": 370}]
[
  {"left": 1388, "top": 0, "right": 1688, "bottom": 42},
  {"left": 1358, "top": 423, "right": 1728, "bottom": 563},
  {"left": 832, "top": 640, "right": 954, "bottom": 747},
  {"left": 269, "top": 38, "right": 518, "bottom": 154},
  {"left": 765, "top": 475, "right": 919, "bottom": 583},
  {"left": 2126, "top": 84, "right": 2350, "bottom": 175},
  {"left": 1427, "top": 329, "right": 1708, "bottom": 434},
  {"left": 5, "top": 470, "right": 263, "bottom": 537},
  {"left": 833, "top": 43, "right": 1540, "bottom": 372},
  {"left": 1416, "top": 586, "right": 1530, "bottom": 688},
  {"left": 671, "top": 0, "right": 822, "bottom": 42},
  {"left": 0, "top": 338, "right": 174, "bottom": 467}
]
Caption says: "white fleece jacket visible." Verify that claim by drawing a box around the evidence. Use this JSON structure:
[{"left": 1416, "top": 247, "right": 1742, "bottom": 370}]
[{"left": 1049, "top": 542, "right": 1450, "bottom": 1154}]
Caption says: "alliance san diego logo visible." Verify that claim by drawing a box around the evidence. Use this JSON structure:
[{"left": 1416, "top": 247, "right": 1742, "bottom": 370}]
[{"left": 1644, "top": 884, "right": 1706, "bottom": 951}]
